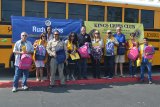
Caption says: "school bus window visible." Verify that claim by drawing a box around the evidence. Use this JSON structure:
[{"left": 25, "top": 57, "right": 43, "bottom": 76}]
[
  {"left": 107, "top": 6, "right": 122, "bottom": 22},
  {"left": 69, "top": 3, "right": 86, "bottom": 20},
  {"left": 48, "top": 2, "right": 66, "bottom": 19},
  {"left": 124, "top": 8, "right": 139, "bottom": 23},
  {"left": 141, "top": 10, "right": 154, "bottom": 28},
  {"left": 88, "top": 5, "right": 104, "bottom": 21},
  {"left": 25, "top": 1, "right": 44, "bottom": 18},
  {"left": 2, "top": 0, "right": 22, "bottom": 22}
]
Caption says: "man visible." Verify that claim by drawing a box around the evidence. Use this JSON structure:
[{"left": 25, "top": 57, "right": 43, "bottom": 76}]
[
  {"left": 12, "top": 32, "right": 34, "bottom": 92},
  {"left": 139, "top": 38, "right": 155, "bottom": 84},
  {"left": 77, "top": 26, "right": 91, "bottom": 79},
  {"left": 104, "top": 30, "right": 119, "bottom": 79},
  {"left": 114, "top": 27, "right": 126, "bottom": 77},
  {"left": 46, "top": 30, "right": 67, "bottom": 87}
]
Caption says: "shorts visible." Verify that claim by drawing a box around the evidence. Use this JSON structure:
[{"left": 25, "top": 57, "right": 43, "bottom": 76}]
[
  {"left": 115, "top": 55, "right": 125, "bottom": 63},
  {"left": 35, "top": 60, "right": 45, "bottom": 68}
]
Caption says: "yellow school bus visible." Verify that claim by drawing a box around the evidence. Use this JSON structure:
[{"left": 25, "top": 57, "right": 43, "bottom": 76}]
[{"left": 0, "top": 0, "right": 160, "bottom": 70}]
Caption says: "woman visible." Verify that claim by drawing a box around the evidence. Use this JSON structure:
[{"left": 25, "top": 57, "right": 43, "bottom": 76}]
[
  {"left": 33, "top": 33, "right": 47, "bottom": 82},
  {"left": 46, "top": 26, "right": 54, "bottom": 42},
  {"left": 91, "top": 30, "right": 103, "bottom": 79},
  {"left": 126, "top": 32, "right": 139, "bottom": 77},
  {"left": 45, "top": 26, "right": 54, "bottom": 80},
  {"left": 65, "top": 32, "right": 79, "bottom": 80}
]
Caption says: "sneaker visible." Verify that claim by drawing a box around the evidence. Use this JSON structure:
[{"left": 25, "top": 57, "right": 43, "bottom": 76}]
[
  {"left": 149, "top": 81, "right": 152, "bottom": 84},
  {"left": 71, "top": 75, "right": 76, "bottom": 81},
  {"left": 36, "top": 78, "right": 40, "bottom": 82},
  {"left": 22, "top": 86, "right": 29, "bottom": 90},
  {"left": 12, "top": 87, "right": 17, "bottom": 92},
  {"left": 119, "top": 75, "right": 125, "bottom": 78},
  {"left": 48, "top": 85, "right": 55, "bottom": 88},
  {"left": 133, "top": 75, "right": 137, "bottom": 77},
  {"left": 60, "top": 84, "right": 67, "bottom": 87},
  {"left": 83, "top": 77, "right": 88, "bottom": 80},
  {"left": 108, "top": 77, "right": 113, "bottom": 79},
  {"left": 140, "top": 79, "right": 145, "bottom": 82}
]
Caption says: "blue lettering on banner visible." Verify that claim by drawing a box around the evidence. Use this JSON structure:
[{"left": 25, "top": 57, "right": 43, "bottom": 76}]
[{"left": 11, "top": 16, "right": 82, "bottom": 43}]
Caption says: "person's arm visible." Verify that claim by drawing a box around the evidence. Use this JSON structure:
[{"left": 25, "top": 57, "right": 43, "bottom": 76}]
[
  {"left": 46, "top": 41, "right": 56, "bottom": 57},
  {"left": 114, "top": 38, "right": 119, "bottom": 46},
  {"left": 122, "top": 35, "right": 126, "bottom": 46},
  {"left": 28, "top": 41, "right": 34, "bottom": 54},
  {"left": 147, "top": 46, "right": 155, "bottom": 55},
  {"left": 33, "top": 40, "right": 38, "bottom": 49},
  {"left": 88, "top": 34, "right": 91, "bottom": 43},
  {"left": 100, "top": 39, "right": 104, "bottom": 48},
  {"left": 13, "top": 42, "right": 23, "bottom": 54}
]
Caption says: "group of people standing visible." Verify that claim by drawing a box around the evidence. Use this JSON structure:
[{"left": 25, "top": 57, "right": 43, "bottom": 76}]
[{"left": 12, "top": 26, "right": 155, "bottom": 92}]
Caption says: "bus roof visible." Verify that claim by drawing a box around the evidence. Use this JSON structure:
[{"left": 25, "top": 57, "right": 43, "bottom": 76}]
[{"left": 89, "top": 0, "right": 160, "bottom": 7}]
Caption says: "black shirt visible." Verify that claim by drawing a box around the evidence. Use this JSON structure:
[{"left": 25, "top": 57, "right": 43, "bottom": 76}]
[{"left": 77, "top": 33, "right": 91, "bottom": 47}]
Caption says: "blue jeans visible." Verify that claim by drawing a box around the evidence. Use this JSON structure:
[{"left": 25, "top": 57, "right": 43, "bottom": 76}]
[
  {"left": 13, "top": 66, "right": 29, "bottom": 88},
  {"left": 140, "top": 59, "right": 152, "bottom": 81},
  {"left": 78, "top": 58, "right": 87, "bottom": 78},
  {"left": 129, "top": 60, "right": 137, "bottom": 76}
]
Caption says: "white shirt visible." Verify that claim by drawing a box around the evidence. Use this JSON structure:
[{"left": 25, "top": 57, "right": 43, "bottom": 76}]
[
  {"left": 91, "top": 39, "right": 104, "bottom": 48},
  {"left": 13, "top": 40, "right": 34, "bottom": 66}
]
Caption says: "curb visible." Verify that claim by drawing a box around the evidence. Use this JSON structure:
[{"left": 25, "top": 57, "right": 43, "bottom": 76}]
[{"left": 0, "top": 76, "right": 160, "bottom": 88}]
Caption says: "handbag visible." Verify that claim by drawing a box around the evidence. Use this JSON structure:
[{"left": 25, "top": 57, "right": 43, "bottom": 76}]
[
  {"left": 56, "top": 49, "right": 66, "bottom": 64},
  {"left": 78, "top": 43, "right": 90, "bottom": 58},
  {"left": 128, "top": 47, "right": 139, "bottom": 61},
  {"left": 70, "top": 52, "right": 80, "bottom": 60},
  {"left": 117, "top": 43, "right": 126, "bottom": 55}
]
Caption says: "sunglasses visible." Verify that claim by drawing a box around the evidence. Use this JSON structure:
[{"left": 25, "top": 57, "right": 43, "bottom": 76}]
[
  {"left": 42, "top": 36, "right": 46, "bottom": 37},
  {"left": 95, "top": 32, "right": 100, "bottom": 34},
  {"left": 107, "top": 32, "right": 112, "bottom": 34},
  {"left": 22, "top": 35, "right": 27, "bottom": 37},
  {"left": 54, "top": 34, "right": 59, "bottom": 35}
]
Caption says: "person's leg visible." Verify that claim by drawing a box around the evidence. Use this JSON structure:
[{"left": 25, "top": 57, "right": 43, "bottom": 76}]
[
  {"left": 104, "top": 56, "right": 108, "bottom": 77},
  {"left": 71, "top": 61, "right": 76, "bottom": 80},
  {"left": 146, "top": 62, "right": 152, "bottom": 82},
  {"left": 129, "top": 60, "right": 133, "bottom": 76},
  {"left": 40, "top": 61, "right": 45, "bottom": 81},
  {"left": 50, "top": 58, "right": 57, "bottom": 86},
  {"left": 74, "top": 60, "right": 79, "bottom": 79},
  {"left": 22, "top": 69, "right": 29, "bottom": 87},
  {"left": 109, "top": 56, "right": 115, "bottom": 78},
  {"left": 133, "top": 60, "right": 137, "bottom": 76},
  {"left": 119, "top": 55, "right": 125, "bottom": 76},
  {"left": 91, "top": 56, "right": 96, "bottom": 78},
  {"left": 47, "top": 56, "right": 51, "bottom": 80},
  {"left": 120, "top": 63, "right": 124, "bottom": 76},
  {"left": 77, "top": 59, "right": 82, "bottom": 79},
  {"left": 36, "top": 67, "right": 40, "bottom": 81},
  {"left": 106, "top": 56, "right": 111, "bottom": 78},
  {"left": 40, "top": 67, "right": 44, "bottom": 82},
  {"left": 82, "top": 58, "right": 87, "bottom": 79},
  {"left": 115, "top": 55, "right": 119, "bottom": 75},
  {"left": 58, "top": 63, "right": 65, "bottom": 85},
  {"left": 140, "top": 63, "right": 145, "bottom": 81},
  {"left": 96, "top": 59, "right": 101, "bottom": 78},
  {"left": 13, "top": 66, "right": 21, "bottom": 88}
]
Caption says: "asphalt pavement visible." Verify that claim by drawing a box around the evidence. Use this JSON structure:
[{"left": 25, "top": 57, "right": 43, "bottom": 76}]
[{"left": 0, "top": 82, "right": 160, "bottom": 107}]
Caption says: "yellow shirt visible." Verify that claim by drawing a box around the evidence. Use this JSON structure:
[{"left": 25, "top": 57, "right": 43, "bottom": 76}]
[
  {"left": 33, "top": 39, "right": 47, "bottom": 62},
  {"left": 127, "top": 39, "right": 139, "bottom": 49},
  {"left": 66, "top": 40, "right": 77, "bottom": 52}
]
